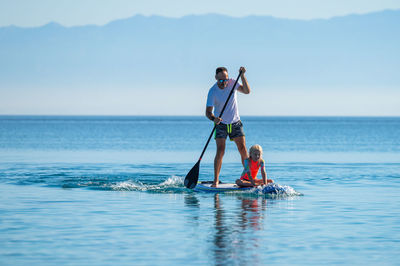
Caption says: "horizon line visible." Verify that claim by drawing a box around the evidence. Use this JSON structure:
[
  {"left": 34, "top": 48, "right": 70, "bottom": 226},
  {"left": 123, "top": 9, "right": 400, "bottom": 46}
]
[{"left": 1, "top": 114, "right": 399, "bottom": 118}]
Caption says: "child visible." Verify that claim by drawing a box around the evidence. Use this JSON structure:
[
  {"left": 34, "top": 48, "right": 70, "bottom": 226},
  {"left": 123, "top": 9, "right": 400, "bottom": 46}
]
[{"left": 236, "top": 144, "right": 274, "bottom": 187}]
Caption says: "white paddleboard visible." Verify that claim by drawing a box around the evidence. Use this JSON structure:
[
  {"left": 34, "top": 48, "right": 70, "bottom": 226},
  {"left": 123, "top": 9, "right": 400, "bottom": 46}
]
[
  {"left": 194, "top": 182, "right": 253, "bottom": 192},
  {"left": 193, "top": 181, "right": 286, "bottom": 194}
]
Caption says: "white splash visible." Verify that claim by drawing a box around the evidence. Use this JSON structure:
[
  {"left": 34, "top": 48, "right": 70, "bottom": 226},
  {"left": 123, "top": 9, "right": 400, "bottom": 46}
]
[{"left": 110, "top": 175, "right": 184, "bottom": 191}]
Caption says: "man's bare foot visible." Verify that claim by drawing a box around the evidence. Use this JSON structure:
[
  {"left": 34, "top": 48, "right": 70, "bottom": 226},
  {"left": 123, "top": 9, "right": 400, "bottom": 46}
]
[{"left": 211, "top": 182, "right": 218, "bottom": 188}]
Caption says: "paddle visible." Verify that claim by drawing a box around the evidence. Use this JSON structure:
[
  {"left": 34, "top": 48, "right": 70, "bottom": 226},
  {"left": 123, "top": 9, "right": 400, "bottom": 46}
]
[{"left": 184, "top": 70, "right": 243, "bottom": 189}]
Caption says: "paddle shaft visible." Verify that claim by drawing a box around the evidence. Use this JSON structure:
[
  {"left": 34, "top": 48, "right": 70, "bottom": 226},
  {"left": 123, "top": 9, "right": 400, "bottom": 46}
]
[{"left": 198, "top": 70, "right": 243, "bottom": 161}]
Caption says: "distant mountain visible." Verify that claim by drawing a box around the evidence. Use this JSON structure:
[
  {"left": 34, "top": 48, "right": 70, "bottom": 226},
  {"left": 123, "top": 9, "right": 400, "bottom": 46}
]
[
  {"left": 0, "top": 10, "right": 399, "bottom": 115},
  {"left": 1, "top": 10, "right": 399, "bottom": 89}
]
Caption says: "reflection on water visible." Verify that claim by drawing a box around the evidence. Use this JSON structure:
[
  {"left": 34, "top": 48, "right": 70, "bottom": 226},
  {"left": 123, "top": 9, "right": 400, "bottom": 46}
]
[
  {"left": 185, "top": 193, "right": 269, "bottom": 265},
  {"left": 184, "top": 194, "right": 200, "bottom": 208},
  {"left": 237, "top": 195, "right": 267, "bottom": 231},
  {"left": 214, "top": 194, "right": 268, "bottom": 265},
  {"left": 213, "top": 194, "right": 229, "bottom": 264}
]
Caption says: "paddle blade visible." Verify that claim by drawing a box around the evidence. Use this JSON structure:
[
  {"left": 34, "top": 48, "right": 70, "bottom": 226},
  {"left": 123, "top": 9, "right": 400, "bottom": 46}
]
[{"left": 184, "top": 160, "right": 200, "bottom": 189}]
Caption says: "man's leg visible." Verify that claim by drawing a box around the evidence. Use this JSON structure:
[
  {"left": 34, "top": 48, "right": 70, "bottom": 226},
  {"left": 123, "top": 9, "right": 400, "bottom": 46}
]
[
  {"left": 233, "top": 136, "right": 248, "bottom": 166},
  {"left": 212, "top": 138, "right": 226, "bottom": 187}
]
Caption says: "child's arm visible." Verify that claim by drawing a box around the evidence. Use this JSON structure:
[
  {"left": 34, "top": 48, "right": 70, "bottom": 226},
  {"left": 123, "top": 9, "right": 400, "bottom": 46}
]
[
  {"left": 244, "top": 164, "right": 256, "bottom": 186},
  {"left": 248, "top": 171, "right": 256, "bottom": 186},
  {"left": 261, "top": 159, "right": 267, "bottom": 185},
  {"left": 244, "top": 159, "right": 256, "bottom": 186},
  {"left": 261, "top": 166, "right": 267, "bottom": 185},
  {"left": 261, "top": 161, "right": 274, "bottom": 184}
]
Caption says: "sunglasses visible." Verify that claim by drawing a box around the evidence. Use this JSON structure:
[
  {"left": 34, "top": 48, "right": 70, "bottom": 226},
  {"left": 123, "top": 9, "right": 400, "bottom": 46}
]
[{"left": 218, "top": 79, "right": 229, "bottom": 83}]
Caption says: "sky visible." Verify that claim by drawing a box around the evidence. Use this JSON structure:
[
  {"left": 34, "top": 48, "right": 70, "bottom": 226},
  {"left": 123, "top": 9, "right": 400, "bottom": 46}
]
[
  {"left": 0, "top": 0, "right": 399, "bottom": 116},
  {"left": 0, "top": 0, "right": 400, "bottom": 27}
]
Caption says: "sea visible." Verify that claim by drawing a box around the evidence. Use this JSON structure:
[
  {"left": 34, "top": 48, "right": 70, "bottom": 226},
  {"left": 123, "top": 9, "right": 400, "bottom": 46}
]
[{"left": 0, "top": 116, "right": 399, "bottom": 265}]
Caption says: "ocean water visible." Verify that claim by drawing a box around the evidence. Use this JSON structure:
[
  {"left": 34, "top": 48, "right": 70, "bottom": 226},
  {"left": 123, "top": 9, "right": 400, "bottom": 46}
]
[{"left": 0, "top": 116, "right": 399, "bottom": 265}]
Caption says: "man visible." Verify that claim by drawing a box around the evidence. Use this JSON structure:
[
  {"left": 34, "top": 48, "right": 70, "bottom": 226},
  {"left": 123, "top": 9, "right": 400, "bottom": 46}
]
[{"left": 206, "top": 66, "right": 250, "bottom": 187}]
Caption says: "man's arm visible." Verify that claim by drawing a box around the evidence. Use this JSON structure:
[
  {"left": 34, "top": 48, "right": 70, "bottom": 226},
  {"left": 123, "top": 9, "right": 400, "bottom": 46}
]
[
  {"left": 205, "top": 106, "right": 222, "bottom": 124},
  {"left": 237, "top": 66, "right": 250, "bottom": 94}
]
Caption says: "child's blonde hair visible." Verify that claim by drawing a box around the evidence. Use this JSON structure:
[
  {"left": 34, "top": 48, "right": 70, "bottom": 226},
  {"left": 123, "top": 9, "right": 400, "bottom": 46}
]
[{"left": 249, "top": 144, "right": 263, "bottom": 156}]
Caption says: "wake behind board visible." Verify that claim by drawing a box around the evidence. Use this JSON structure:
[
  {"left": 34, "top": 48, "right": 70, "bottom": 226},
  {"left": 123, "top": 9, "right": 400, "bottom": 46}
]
[{"left": 194, "top": 181, "right": 281, "bottom": 194}]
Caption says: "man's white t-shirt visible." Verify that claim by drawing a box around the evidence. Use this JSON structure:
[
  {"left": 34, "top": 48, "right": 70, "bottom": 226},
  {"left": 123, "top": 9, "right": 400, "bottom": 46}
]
[{"left": 206, "top": 79, "right": 242, "bottom": 124}]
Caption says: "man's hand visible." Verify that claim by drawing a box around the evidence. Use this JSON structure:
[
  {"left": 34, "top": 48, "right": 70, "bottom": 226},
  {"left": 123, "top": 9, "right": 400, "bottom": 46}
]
[
  {"left": 206, "top": 107, "right": 223, "bottom": 124},
  {"left": 214, "top": 117, "right": 222, "bottom": 125},
  {"left": 237, "top": 66, "right": 250, "bottom": 94}
]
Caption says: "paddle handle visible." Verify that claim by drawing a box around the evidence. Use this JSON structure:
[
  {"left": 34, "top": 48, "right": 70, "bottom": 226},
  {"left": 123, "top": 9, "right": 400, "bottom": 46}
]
[{"left": 199, "top": 70, "right": 243, "bottom": 161}]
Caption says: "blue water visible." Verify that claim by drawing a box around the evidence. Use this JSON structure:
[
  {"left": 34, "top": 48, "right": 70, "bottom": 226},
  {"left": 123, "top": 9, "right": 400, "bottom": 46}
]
[{"left": 0, "top": 116, "right": 399, "bottom": 265}]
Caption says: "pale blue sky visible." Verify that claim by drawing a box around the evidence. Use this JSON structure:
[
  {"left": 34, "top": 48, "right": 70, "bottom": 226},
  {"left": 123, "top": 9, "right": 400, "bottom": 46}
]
[
  {"left": 0, "top": 0, "right": 400, "bottom": 27},
  {"left": 0, "top": 0, "right": 399, "bottom": 116}
]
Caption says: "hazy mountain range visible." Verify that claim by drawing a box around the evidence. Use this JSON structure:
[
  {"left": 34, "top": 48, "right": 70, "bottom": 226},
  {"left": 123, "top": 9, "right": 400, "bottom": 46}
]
[{"left": 0, "top": 10, "right": 399, "bottom": 115}]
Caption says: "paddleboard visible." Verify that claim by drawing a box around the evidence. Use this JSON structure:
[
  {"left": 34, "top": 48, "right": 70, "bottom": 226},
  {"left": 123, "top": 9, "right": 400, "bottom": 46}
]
[
  {"left": 194, "top": 181, "right": 281, "bottom": 194},
  {"left": 194, "top": 182, "right": 253, "bottom": 192}
]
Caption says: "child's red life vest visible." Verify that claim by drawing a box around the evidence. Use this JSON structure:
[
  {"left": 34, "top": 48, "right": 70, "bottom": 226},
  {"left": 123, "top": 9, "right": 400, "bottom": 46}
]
[{"left": 240, "top": 158, "right": 264, "bottom": 180}]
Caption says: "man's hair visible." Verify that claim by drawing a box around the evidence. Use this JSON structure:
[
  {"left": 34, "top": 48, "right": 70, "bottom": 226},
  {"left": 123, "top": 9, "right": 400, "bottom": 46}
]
[{"left": 216, "top": 67, "right": 228, "bottom": 75}]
